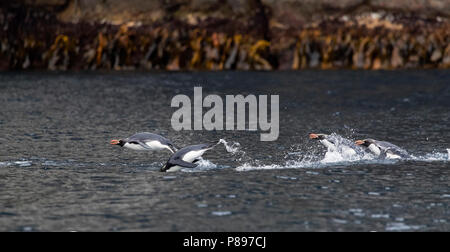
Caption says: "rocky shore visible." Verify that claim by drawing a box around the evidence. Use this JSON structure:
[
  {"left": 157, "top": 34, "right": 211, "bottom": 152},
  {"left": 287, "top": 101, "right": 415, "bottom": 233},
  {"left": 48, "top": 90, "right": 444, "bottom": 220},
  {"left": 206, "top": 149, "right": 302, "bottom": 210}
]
[{"left": 1, "top": 0, "right": 449, "bottom": 70}]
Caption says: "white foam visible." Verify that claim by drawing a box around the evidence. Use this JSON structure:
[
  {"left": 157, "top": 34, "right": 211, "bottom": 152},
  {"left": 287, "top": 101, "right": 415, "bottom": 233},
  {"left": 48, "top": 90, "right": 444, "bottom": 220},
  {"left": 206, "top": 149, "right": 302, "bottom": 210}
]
[
  {"left": 371, "top": 214, "right": 389, "bottom": 219},
  {"left": 385, "top": 223, "right": 423, "bottom": 231},
  {"left": 218, "top": 139, "right": 242, "bottom": 154},
  {"left": 235, "top": 134, "right": 373, "bottom": 171},
  {"left": 235, "top": 134, "right": 448, "bottom": 172},
  {"left": 14, "top": 161, "right": 32, "bottom": 167},
  {"left": 410, "top": 152, "right": 450, "bottom": 162},
  {"left": 236, "top": 163, "right": 283, "bottom": 172},
  {"left": 0, "top": 162, "right": 11, "bottom": 167},
  {"left": 211, "top": 211, "right": 232, "bottom": 216},
  {"left": 181, "top": 158, "right": 223, "bottom": 172},
  {"left": 42, "top": 161, "right": 59, "bottom": 166},
  {"left": 196, "top": 158, "right": 217, "bottom": 168}
]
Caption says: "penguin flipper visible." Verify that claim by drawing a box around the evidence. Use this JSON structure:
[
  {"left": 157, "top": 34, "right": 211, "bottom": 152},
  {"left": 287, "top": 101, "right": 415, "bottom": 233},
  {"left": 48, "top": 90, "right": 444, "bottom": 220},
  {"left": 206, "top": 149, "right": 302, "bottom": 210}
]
[{"left": 172, "top": 159, "right": 198, "bottom": 168}]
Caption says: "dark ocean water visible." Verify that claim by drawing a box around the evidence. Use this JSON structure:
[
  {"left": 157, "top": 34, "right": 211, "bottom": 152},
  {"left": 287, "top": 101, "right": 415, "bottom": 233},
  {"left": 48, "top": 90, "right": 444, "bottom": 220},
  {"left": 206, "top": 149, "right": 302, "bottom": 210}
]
[{"left": 0, "top": 70, "right": 449, "bottom": 231}]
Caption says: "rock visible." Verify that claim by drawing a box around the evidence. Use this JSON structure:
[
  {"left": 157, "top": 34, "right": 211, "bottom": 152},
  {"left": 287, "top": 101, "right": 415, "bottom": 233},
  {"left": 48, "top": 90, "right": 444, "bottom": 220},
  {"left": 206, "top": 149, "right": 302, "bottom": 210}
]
[{"left": 0, "top": 1, "right": 449, "bottom": 70}]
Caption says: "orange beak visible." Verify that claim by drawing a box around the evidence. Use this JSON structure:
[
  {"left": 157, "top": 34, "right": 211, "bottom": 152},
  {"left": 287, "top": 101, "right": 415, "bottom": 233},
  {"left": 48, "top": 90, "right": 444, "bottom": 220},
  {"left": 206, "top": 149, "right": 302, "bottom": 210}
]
[
  {"left": 355, "top": 140, "right": 364, "bottom": 145},
  {"left": 110, "top": 139, "right": 120, "bottom": 145},
  {"left": 309, "top": 133, "right": 319, "bottom": 139}
]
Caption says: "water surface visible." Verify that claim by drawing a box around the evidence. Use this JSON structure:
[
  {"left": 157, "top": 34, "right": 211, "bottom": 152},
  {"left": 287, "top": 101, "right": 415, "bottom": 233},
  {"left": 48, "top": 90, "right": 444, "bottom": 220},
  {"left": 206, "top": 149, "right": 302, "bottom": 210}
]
[{"left": 0, "top": 70, "right": 449, "bottom": 231}]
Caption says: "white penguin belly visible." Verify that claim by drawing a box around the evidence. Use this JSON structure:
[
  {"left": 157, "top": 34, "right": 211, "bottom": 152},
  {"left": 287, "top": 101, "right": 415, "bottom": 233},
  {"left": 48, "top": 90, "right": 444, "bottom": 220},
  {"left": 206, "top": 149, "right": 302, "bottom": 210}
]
[
  {"left": 386, "top": 152, "right": 401, "bottom": 159},
  {"left": 123, "top": 142, "right": 147, "bottom": 151},
  {"left": 144, "top": 140, "right": 169, "bottom": 151},
  {"left": 368, "top": 144, "right": 381, "bottom": 156},
  {"left": 124, "top": 141, "right": 170, "bottom": 151},
  {"left": 182, "top": 149, "right": 208, "bottom": 163},
  {"left": 165, "top": 165, "right": 183, "bottom": 172}
]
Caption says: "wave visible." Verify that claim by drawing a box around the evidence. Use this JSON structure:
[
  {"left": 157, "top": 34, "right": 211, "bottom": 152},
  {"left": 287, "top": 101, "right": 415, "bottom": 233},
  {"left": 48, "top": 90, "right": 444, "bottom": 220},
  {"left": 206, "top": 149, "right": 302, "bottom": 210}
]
[{"left": 180, "top": 158, "right": 223, "bottom": 172}]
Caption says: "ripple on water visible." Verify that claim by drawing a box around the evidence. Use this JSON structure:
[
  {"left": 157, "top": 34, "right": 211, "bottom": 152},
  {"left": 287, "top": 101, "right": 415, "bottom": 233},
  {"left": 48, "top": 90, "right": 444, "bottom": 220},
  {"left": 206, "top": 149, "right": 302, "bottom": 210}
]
[
  {"left": 276, "top": 176, "right": 298, "bottom": 180},
  {"left": 42, "top": 161, "right": 60, "bottom": 166},
  {"left": 0, "top": 162, "right": 11, "bottom": 167},
  {"left": 385, "top": 223, "right": 424, "bottom": 231},
  {"left": 211, "top": 211, "right": 232, "bottom": 216},
  {"left": 371, "top": 214, "right": 390, "bottom": 219},
  {"left": 333, "top": 219, "right": 348, "bottom": 224},
  {"left": 197, "top": 203, "right": 208, "bottom": 208},
  {"left": 14, "top": 161, "right": 32, "bottom": 167},
  {"left": 349, "top": 209, "right": 364, "bottom": 215}
]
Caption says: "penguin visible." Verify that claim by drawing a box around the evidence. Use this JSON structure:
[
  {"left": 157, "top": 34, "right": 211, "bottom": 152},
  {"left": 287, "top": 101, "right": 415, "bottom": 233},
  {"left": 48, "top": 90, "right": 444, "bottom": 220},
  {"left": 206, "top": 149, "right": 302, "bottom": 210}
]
[
  {"left": 355, "top": 139, "right": 410, "bottom": 159},
  {"left": 309, "top": 133, "right": 337, "bottom": 151},
  {"left": 161, "top": 141, "right": 220, "bottom": 172},
  {"left": 309, "top": 133, "right": 359, "bottom": 156},
  {"left": 110, "top": 132, "right": 178, "bottom": 153}
]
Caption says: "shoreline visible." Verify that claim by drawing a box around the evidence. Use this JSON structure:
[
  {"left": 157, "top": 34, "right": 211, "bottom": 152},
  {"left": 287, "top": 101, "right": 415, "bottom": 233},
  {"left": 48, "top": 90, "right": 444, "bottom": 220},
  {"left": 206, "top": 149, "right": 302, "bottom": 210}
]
[{"left": 1, "top": 1, "right": 449, "bottom": 71}]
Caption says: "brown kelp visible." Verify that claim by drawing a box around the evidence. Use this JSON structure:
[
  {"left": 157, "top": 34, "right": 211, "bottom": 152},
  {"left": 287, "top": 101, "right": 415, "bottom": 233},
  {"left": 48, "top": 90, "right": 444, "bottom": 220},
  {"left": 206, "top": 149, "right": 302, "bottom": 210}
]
[{"left": 0, "top": 3, "right": 449, "bottom": 70}]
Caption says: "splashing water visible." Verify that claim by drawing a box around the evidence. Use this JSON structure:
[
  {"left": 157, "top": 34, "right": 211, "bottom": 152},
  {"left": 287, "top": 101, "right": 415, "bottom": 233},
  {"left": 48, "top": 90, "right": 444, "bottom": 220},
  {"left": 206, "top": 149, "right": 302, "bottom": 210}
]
[
  {"left": 412, "top": 151, "right": 450, "bottom": 162},
  {"left": 181, "top": 139, "right": 246, "bottom": 172},
  {"left": 195, "top": 158, "right": 217, "bottom": 169},
  {"left": 181, "top": 158, "right": 222, "bottom": 173},
  {"left": 218, "top": 138, "right": 252, "bottom": 164},
  {"left": 0, "top": 162, "right": 11, "bottom": 167},
  {"left": 1, "top": 138, "right": 447, "bottom": 173},
  {"left": 319, "top": 133, "right": 373, "bottom": 163},
  {"left": 14, "top": 161, "right": 33, "bottom": 167},
  {"left": 218, "top": 139, "right": 242, "bottom": 154},
  {"left": 237, "top": 133, "right": 371, "bottom": 171},
  {"left": 235, "top": 134, "right": 448, "bottom": 171}
]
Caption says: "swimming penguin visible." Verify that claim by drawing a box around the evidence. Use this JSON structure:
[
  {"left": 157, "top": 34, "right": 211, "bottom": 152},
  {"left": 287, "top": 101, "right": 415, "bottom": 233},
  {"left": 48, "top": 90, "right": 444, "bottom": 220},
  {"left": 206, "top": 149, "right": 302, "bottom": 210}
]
[
  {"left": 309, "top": 133, "right": 338, "bottom": 151},
  {"left": 110, "top": 132, "right": 178, "bottom": 153},
  {"left": 161, "top": 141, "right": 220, "bottom": 172},
  {"left": 309, "top": 133, "right": 359, "bottom": 156},
  {"left": 355, "top": 139, "right": 410, "bottom": 159}
]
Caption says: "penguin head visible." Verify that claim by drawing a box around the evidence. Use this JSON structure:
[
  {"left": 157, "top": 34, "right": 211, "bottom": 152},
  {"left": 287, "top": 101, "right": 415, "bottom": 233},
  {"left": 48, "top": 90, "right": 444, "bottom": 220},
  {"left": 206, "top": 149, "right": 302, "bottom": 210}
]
[
  {"left": 355, "top": 139, "right": 375, "bottom": 147},
  {"left": 110, "top": 139, "right": 125, "bottom": 147},
  {"left": 309, "top": 133, "right": 328, "bottom": 140}
]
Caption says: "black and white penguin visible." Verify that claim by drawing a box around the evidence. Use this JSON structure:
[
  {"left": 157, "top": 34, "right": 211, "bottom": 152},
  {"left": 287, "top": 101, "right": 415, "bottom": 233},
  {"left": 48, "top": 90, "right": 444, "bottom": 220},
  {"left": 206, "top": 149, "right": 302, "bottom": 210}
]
[
  {"left": 110, "top": 132, "right": 178, "bottom": 153},
  {"left": 309, "top": 133, "right": 338, "bottom": 151},
  {"left": 355, "top": 139, "right": 410, "bottom": 159},
  {"left": 309, "top": 133, "right": 358, "bottom": 156},
  {"left": 161, "top": 142, "right": 220, "bottom": 172}
]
